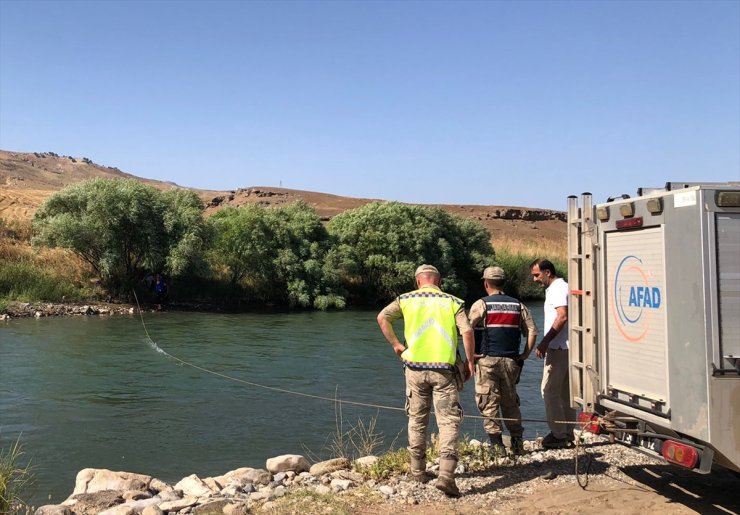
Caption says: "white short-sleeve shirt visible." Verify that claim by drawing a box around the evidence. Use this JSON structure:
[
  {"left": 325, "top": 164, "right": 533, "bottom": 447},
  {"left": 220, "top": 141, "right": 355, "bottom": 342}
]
[{"left": 544, "top": 277, "right": 569, "bottom": 350}]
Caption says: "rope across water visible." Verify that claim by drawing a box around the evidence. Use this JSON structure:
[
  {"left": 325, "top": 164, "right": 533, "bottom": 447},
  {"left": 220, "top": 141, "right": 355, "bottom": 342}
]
[{"left": 132, "top": 292, "right": 616, "bottom": 429}]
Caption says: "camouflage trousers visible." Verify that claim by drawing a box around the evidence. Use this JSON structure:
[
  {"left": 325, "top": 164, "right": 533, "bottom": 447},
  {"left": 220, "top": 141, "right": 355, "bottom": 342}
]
[
  {"left": 404, "top": 367, "right": 464, "bottom": 461},
  {"left": 475, "top": 356, "right": 523, "bottom": 438}
]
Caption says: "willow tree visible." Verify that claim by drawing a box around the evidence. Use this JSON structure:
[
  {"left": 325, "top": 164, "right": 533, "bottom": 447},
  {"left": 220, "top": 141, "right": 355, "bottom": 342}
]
[
  {"left": 32, "top": 178, "right": 208, "bottom": 292},
  {"left": 326, "top": 201, "right": 494, "bottom": 304},
  {"left": 209, "top": 201, "right": 345, "bottom": 309}
]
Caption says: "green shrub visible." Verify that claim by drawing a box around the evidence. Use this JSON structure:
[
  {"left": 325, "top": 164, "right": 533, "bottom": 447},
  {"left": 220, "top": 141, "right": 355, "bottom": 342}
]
[
  {"left": 494, "top": 250, "right": 567, "bottom": 300},
  {"left": 327, "top": 202, "right": 493, "bottom": 304},
  {"left": 32, "top": 178, "right": 209, "bottom": 293},
  {"left": 0, "top": 260, "right": 85, "bottom": 302},
  {"left": 0, "top": 435, "right": 34, "bottom": 514},
  {"left": 359, "top": 447, "right": 410, "bottom": 480}
]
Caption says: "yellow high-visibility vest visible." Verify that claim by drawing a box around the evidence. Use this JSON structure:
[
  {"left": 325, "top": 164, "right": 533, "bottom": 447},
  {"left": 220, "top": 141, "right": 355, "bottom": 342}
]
[{"left": 398, "top": 286, "right": 463, "bottom": 369}]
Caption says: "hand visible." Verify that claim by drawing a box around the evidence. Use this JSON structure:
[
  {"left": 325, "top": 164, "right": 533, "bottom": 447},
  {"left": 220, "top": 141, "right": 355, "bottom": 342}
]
[
  {"left": 465, "top": 361, "right": 475, "bottom": 382},
  {"left": 535, "top": 342, "right": 548, "bottom": 359},
  {"left": 392, "top": 342, "right": 405, "bottom": 357},
  {"left": 473, "top": 353, "right": 485, "bottom": 363}
]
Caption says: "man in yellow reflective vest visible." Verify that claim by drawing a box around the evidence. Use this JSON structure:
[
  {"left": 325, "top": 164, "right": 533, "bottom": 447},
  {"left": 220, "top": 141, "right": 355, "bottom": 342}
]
[{"left": 377, "top": 264, "right": 475, "bottom": 497}]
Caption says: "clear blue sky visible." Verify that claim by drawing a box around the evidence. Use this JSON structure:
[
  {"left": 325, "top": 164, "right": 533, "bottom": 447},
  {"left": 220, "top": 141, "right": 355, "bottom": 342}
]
[{"left": 1, "top": 0, "right": 738, "bottom": 210}]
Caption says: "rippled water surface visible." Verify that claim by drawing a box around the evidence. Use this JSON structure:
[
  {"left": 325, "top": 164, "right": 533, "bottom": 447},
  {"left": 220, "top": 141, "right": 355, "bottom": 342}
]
[{"left": 0, "top": 305, "right": 547, "bottom": 506}]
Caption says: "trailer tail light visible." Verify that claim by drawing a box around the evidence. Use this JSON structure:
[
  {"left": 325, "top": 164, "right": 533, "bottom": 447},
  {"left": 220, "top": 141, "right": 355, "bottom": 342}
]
[
  {"left": 716, "top": 191, "right": 740, "bottom": 207},
  {"left": 646, "top": 198, "right": 663, "bottom": 214},
  {"left": 661, "top": 440, "right": 699, "bottom": 469},
  {"left": 616, "top": 216, "right": 643, "bottom": 229},
  {"left": 578, "top": 412, "right": 600, "bottom": 434}
]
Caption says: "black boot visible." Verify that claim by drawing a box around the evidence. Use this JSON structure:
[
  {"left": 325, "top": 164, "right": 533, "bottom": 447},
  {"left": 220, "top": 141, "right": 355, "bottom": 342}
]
[
  {"left": 488, "top": 433, "right": 505, "bottom": 454},
  {"left": 510, "top": 436, "right": 525, "bottom": 455}
]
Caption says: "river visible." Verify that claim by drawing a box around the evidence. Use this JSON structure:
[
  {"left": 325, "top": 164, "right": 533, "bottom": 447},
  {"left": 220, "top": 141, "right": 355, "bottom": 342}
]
[{"left": 0, "top": 304, "right": 548, "bottom": 506}]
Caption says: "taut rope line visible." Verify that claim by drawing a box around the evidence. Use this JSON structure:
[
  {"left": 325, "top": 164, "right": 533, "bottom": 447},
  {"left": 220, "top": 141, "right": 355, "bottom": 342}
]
[
  {"left": 133, "top": 291, "right": 405, "bottom": 412},
  {"left": 132, "top": 292, "right": 631, "bottom": 431}
]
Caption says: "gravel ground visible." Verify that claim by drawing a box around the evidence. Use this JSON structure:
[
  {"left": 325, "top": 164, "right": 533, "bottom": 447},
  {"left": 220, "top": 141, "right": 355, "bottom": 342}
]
[
  {"left": 361, "top": 433, "right": 668, "bottom": 511},
  {"left": 266, "top": 432, "right": 739, "bottom": 515}
]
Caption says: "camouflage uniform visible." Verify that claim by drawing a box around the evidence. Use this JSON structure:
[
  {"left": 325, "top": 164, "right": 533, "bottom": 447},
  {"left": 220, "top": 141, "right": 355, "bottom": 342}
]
[
  {"left": 468, "top": 293, "right": 538, "bottom": 444},
  {"left": 378, "top": 288, "right": 471, "bottom": 463}
]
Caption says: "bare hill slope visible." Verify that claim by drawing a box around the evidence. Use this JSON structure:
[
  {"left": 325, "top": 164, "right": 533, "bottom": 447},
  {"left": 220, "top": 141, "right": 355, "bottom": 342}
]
[{"left": 0, "top": 150, "right": 566, "bottom": 250}]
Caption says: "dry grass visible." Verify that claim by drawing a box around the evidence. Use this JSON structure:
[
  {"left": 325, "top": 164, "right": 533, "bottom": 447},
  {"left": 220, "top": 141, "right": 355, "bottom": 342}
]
[
  {"left": 0, "top": 232, "right": 97, "bottom": 304},
  {"left": 33, "top": 247, "right": 95, "bottom": 287},
  {"left": 492, "top": 234, "right": 566, "bottom": 262},
  {"left": 0, "top": 237, "right": 94, "bottom": 288}
]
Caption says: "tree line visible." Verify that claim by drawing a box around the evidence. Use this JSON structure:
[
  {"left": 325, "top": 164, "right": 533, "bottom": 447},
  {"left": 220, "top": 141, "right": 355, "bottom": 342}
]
[{"left": 28, "top": 178, "right": 549, "bottom": 309}]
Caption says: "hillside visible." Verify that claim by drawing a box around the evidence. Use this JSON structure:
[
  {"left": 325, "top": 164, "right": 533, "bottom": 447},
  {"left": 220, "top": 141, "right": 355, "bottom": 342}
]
[{"left": 0, "top": 150, "right": 566, "bottom": 250}]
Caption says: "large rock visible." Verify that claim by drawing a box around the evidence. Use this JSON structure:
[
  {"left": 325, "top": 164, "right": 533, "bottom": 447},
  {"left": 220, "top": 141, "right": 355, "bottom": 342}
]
[
  {"left": 354, "top": 455, "right": 379, "bottom": 468},
  {"left": 265, "top": 454, "right": 310, "bottom": 474},
  {"left": 222, "top": 502, "right": 249, "bottom": 515},
  {"left": 72, "top": 469, "right": 152, "bottom": 496},
  {"left": 174, "top": 474, "right": 217, "bottom": 497},
  {"left": 118, "top": 497, "right": 161, "bottom": 513},
  {"left": 330, "top": 478, "right": 352, "bottom": 491},
  {"left": 149, "top": 478, "right": 172, "bottom": 493},
  {"left": 193, "top": 499, "right": 230, "bottom": 513},
  {"left": 63, "top": 490, "right": 124, "bottom": 513},
  {"left": 216, "top": 466, "right": 272, "bottom": 486},
  {"left": 34, "top": 506, "right": 71, "bottom": 515},
  {"left": 158, "top": 495, "right": 198, "bottom": 512},
  {"left": 309, "top": 458, "right": 350, "bottom": 476},
  {"left": 98, "top": 505, "right": 135, "bottom": 515}
]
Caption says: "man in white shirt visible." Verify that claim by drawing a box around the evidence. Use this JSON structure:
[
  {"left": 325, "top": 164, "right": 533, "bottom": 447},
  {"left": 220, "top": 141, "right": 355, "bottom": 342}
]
[{"left": 531, "top": 258, "right": 576, "bottom": 449}]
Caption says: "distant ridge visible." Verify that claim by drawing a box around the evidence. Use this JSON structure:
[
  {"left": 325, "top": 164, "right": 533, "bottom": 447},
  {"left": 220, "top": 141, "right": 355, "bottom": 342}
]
[{"left": 0, "top": 149, "right": 566, "bottom": 247}]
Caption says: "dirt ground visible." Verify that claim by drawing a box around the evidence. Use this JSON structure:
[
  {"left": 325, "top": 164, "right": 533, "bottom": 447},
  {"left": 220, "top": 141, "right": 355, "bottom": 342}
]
[
  {"left": 357, "top": 465, "right": 740, "bottom": 515},
  {"left": 503, "top": 466, "right": 739, "bottom": 515}
]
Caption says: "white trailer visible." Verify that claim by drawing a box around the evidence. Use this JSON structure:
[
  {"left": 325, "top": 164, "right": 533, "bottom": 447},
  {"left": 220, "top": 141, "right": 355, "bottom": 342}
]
[{"left": 568, "top": 182, "right": 740, "bottom": 473}]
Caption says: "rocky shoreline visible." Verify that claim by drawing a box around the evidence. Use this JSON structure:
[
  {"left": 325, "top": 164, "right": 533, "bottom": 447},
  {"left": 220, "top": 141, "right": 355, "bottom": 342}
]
[
  {"left": 30, "top": 432, "right": 681, "bottom": 515},
  {"left": 1, "top": 301, "right": 139, "bottom": 320},
  {"left": 0, "top": 301, "right": 226, "bottom": 320}
]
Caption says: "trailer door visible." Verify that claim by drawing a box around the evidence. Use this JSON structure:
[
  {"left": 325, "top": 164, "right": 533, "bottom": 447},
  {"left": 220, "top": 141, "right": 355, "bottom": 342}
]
[
  {"left": 605, "top": 227, "right": 669, "bottom": 405},
  {"left": 717, "top": 213, "right": 740, "bottom": 371}
]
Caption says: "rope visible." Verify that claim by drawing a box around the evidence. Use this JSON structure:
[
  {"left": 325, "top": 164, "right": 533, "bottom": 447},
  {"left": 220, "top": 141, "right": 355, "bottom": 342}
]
[
  {"left": 574, "top": 434, "right": 593, "bottom": 488},
  {"left": 132, "top": 291, "right": 632, "bottom": 431},
  {"left": 133, "top": 291, "right": 405, "bottom": 412},
  {"left": 132, "top": 292, "right": 642, "bottom": 484}
]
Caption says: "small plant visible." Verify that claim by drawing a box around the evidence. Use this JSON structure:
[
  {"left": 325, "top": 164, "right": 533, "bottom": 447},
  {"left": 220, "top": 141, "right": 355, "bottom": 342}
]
[
  {"left": 321, "top": 391, "right": 384, "bottom": 461},
  {"left": 0, "top": 435, "right": 34, "bottom": 514},
  {"left": 266, "top": 486, "right": 384, "bottom": 515},
  {"left": 360, "top": 447, "right": 410, "bottom": 480},
  {"left": 424, "top": 432, "right": 440, "bottom": 463}
]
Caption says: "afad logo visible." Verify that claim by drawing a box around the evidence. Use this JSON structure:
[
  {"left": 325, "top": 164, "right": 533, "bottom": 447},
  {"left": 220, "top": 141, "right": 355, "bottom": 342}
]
[{"left": 611, "top": 255, "right": 663, "bottom": 342}]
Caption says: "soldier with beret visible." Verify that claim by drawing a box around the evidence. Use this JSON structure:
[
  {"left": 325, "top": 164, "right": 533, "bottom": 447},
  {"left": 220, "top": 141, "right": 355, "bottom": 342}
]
[{"left": 468, "top": 266, "right": 538, "bottom": 455}]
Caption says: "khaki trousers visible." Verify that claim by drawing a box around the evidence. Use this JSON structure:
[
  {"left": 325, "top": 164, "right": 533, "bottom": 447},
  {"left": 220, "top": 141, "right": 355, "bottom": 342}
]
[
  {"left": 541, "top": 348, "right": 576, "bottom": 439},
  {"left": 405, "top": 368, "right": 463, "bottom": 461},
  {"left": 475, "top": 356, "right": 523, "bottom": 437}
]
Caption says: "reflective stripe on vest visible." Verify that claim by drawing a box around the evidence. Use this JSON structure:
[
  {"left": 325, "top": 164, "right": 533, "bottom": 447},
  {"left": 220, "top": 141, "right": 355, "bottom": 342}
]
[
  {"left": 480, "top": 294, "right": 521, "bottom": 357},
  {"left": 398, "top": 287, "right": 463, "bottom": 370}
]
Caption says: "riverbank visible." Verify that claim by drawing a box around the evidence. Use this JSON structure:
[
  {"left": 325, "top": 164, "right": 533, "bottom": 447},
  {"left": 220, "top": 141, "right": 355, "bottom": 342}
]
[
  {"left": 0, "top": 301, "right": 138, "bottom": 319},
  {"left": 30, "top": 433, "right": 739, "bottom": 515},
  {"left": 0, "top": 300, "right": 225, "bottom": 320}
]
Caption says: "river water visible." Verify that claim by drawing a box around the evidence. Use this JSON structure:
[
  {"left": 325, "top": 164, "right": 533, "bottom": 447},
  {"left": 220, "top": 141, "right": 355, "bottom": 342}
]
[{"left": 0, "top": 304, "right": 548, "bottom": 506}]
